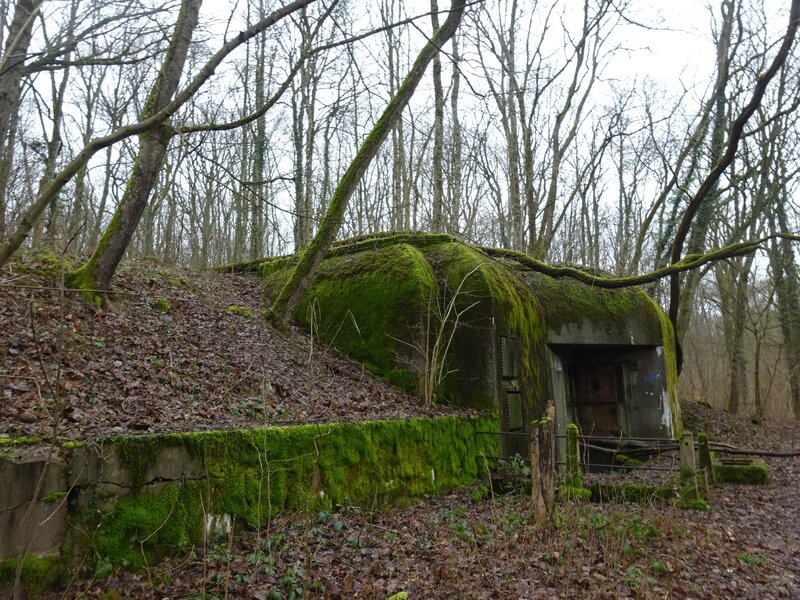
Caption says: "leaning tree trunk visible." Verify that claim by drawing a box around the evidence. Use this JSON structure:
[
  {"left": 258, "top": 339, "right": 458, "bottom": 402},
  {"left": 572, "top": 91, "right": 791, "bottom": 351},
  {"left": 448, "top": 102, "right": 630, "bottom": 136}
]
[
  {"left": 0, "top": 0, "right": 311, "bottom": 270},
  {"left": 668, "top": 0, "right": 800, "bottom": 365},
  {"left": 271, "top": 0, "right": 467, "bottom": 323},
  {"left": 65, "top": 0, "right": 202, "bottom": 300}
]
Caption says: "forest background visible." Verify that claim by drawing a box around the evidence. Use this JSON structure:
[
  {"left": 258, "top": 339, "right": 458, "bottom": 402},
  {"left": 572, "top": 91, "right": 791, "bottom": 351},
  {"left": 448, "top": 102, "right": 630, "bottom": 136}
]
[{"left": 1, "top": 0, "right": 799, "bottom": 422}]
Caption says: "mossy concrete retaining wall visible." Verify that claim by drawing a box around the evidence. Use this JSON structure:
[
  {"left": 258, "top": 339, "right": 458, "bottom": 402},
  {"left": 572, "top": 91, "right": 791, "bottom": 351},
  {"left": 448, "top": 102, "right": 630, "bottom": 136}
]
[{"left": 0, "top": 415, "right": 498, "bottom": 579}]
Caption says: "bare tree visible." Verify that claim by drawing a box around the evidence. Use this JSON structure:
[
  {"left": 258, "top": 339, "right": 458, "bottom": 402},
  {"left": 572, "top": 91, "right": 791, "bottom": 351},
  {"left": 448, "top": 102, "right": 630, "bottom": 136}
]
[
  {"left": 0, "top": 0, "right": 40, "bottom": 240},
  {"left": 0, "top": 0, "right": 314, "bottom": 270},
  {"left": 272, "top": 0, "right": 467, "bottom": 322}
]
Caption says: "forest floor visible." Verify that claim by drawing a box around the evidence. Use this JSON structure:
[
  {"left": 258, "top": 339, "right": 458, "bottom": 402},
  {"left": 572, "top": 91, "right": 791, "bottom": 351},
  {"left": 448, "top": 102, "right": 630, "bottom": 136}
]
[
  {"left": 0, "top": 255, "right": 471, "bottom": 443},
  {"left": 2, "top": 256, "right": 799, "bottom": 599}
]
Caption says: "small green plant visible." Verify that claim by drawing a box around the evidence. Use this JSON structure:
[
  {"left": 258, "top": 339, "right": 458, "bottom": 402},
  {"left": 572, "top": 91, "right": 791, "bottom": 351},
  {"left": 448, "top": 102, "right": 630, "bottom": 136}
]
[
  {"left": 737, "top": 552, "right": 767, "bottom": 566},
  {"left": 650, "top": 558, "right": 669, "bottom": 575},
  {"left": 508, "top": 454, "right": 531, "bottom": 478},
  {"left": 470, "top": 483, "right": 490, "bottom": 502},
  {"left": 625, "top": 564, "right": 642, "bottom": 588},
  {"left": 154, "top": 297, "right": 172, "bottom": 313},
  {"left": 442, "top": 505, "right": 476, "bottom": 543},
  {"left": 501, "top": 511, "right": 524, "bottom": 536}
]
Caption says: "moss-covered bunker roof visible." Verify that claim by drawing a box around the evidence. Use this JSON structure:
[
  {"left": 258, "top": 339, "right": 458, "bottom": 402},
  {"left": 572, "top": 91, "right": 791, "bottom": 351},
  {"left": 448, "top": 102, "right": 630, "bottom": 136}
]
[{"left": 251, "top": 231, "right": 666, "bottom": 338}]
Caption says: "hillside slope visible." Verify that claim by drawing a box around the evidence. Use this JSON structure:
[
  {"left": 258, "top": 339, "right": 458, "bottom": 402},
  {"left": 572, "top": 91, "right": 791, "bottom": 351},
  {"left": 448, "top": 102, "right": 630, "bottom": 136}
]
[{"left": 1, "top": 257, "right": 472, "bottom": 443}]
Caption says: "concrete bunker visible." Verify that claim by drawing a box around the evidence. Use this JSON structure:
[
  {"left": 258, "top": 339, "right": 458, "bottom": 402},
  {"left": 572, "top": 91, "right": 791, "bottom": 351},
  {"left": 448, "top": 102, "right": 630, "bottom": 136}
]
[{"left": 260, "top": 233, "right": 682, "bottom": 463}]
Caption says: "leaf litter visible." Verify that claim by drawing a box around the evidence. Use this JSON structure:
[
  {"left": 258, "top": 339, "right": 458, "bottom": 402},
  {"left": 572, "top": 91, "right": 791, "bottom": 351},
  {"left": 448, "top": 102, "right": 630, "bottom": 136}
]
[{"left": 1, "top": 261, "right": 799, "bottom": 598}]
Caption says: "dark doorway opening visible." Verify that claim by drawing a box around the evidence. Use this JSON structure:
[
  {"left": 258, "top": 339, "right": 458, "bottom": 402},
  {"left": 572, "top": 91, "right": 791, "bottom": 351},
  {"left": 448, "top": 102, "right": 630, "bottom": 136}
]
[{"left": 570, "top": 363, "right": 625, "bottom": 437}]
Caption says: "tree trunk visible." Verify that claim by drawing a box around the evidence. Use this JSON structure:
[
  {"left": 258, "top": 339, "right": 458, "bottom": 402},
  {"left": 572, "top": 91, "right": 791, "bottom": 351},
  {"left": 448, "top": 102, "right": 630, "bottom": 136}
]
[
  {"left": 676, "top": 0, "right": 735, "bottom": 342},
  {"left": 0, "top": 0, "right": 39, "bottom": 242},
  {"left": 430, "top": 0, "right": 445, "bottom": 232},
  {"left": 271, "top": 0, "right": 467, "bottom": 322},
  {"left": 66, "top": 0, "right": 202, "bottom": 298},
  {"left": 448, "top": 31, "right": 462, "bottom": 232},
  {"left": 770, "top": 199, "right": 800, "bottom": 420}
]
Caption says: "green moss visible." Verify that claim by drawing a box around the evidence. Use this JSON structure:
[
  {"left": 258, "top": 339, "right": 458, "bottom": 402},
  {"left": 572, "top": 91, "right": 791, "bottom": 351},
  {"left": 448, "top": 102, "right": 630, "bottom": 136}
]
[
  {"left": 676, "top": 498, "right": 709, "bottom": 511},
  {"left": 288, "top": 243, "right": 436, "bottom": 388},
  {"left": 676, "top": 464, "right": 708, "bottom": 510},
  {"left": 644, "top": 296, "right": 683, "bottom": 437},
  {"left": 85, "top": 415, "right": 499, "bottom": 569},
  {"left": 469, "top": 483, "right": 490, "bottom": 502},
  {"left": 41, "top": 491, "right": 67, "bottom": 504},
  {"left": 559, "top": 485, "right": 592, "bottom": 501},
  {"left": 167, "top": 275, "right": 190, "bottom": 288},
  {"left": 0, "top": 435, "right": 42, "bottom": 446},
  {"left": 12, "top": 248, "right": 73, "bottom": 277},
  {"left": 425, "top": 242, "right": 546, "bottom": 414},
  {"left": 64, "top": 262, "right": 104, "bottom": 306},
  {"left": 258, "top": 255, "right": 297, "bottom": 278},
  {"left": 714, "top": 460, "right": 769, "bottom": 485},
  {"left": 154, "top": 297, "right": 172, "bottom": 313},
  {"left": 384, "top": 368, "right": 418, "bottom": 393},
  {"left": 226, "top": 305, "right": 252, "bottom": 318},
  {"left": 65, "top": 206, "right": 124, "bottom": 305},
  {"left": 564, "top": 424, "right": 583, "bottom": 488},
  {"left": 614, "top": 453, "right": 645, "bottom": 467},
  {"left": 114, "top": 436, "right": 166, "bottom": 489},
  {"left": 526, "top": 270, "right": 647, "bottom": 336},
  {"left": 0, "top": 555, "right": 65, "bottom": 598},
  {"left": 94, "top": 483, "right": 202, "bottom": 569}
]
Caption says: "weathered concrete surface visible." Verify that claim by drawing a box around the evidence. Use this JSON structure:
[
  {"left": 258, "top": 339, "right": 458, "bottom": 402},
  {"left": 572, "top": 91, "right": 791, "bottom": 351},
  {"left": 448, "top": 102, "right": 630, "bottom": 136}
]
[
  {"left": 0, "top": 453, "right": 69, "bottom": 558},
  {"left": 0, "top": 415, "right": 500, "bottom": 567}
]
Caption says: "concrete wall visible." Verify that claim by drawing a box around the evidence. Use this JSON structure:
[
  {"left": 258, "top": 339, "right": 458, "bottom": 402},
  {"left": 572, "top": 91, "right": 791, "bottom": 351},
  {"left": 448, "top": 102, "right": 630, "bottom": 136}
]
[{"left": 0, "top": 415, "right": 499, "bottom": 568}]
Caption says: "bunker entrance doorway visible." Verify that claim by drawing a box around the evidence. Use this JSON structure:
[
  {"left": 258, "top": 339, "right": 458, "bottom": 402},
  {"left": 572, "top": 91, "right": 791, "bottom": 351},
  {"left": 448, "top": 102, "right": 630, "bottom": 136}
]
[
  {"left": 570, "top": 363, "right": 625, "bottom": 438},
  {"left": 550, "top": 343, "right": 673, "bottom": 471}
]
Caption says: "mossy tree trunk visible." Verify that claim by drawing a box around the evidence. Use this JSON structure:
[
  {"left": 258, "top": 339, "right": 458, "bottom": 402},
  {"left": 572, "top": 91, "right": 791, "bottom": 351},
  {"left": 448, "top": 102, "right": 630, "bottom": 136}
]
[
  {"left": 430, "top": 0, "right": 445, "bottom": 233},
  {"left": 675, "top": 0, "right": 734, "bottom": 344},
  {"left": 0, "top": 0, "right": 313, "bottom": 270},
  {"left": 770, "top": 199, "right": 800, "bottom": 420},
  {"left": 667, "top": 0, "right": 800, "bottom": 361},
  {"left": 65, "top": 0, "right": 203, "bottom": 300},
  {"left": 271, "top": 0, "right": 467, "bottom": 323}
]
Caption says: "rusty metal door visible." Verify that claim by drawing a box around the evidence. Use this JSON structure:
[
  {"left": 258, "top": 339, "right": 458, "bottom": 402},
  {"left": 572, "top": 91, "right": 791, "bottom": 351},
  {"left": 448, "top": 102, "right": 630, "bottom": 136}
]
[{"left": 571, "top": 364, "right": 621, "bottom": 436}]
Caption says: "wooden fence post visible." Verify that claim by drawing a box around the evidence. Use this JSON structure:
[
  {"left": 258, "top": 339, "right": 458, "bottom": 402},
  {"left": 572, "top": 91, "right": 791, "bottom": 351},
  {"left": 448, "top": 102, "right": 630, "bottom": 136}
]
[
  {"left": 696, "top": 432, "right": 714, "bottom": 494},
  {"left": 530, "top": 407, "right": 555, "bottom": 523},
  {"left": 678, "top": 431, "right": 708, "bottom": 510},
  {"left": 679, "top": 431, "right": 696, "bottom": 474}
]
